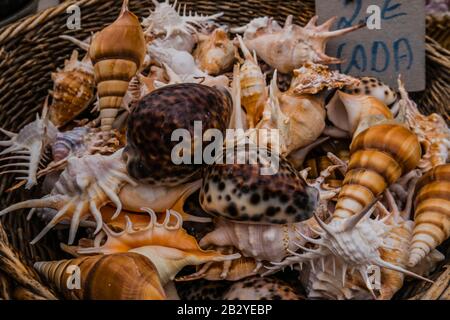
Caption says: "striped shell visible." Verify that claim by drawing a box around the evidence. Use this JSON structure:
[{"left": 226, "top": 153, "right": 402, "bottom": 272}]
[
  {"left": 409, "top": 164, "right": 450, "bottom": 267},
  {"left": 333, "top": 123, "right": 421, "bottom": 220},
  {"left": 89, "top": 0, "right": 146, "bottom": 135},
  {"left": 34, "top": 253, "right": 166, "bottom": 300}
]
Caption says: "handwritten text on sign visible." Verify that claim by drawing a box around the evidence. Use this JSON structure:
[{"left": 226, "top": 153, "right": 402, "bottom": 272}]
[{"left": 315, "top": 0, "right": 425, "bottom": 91}]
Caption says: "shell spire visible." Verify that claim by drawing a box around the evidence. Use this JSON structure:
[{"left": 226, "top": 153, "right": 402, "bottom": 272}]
[
  {"left": 333, "top": 123, "right": 421, "bottom": 220},
  {"left": 89, "top": 0, "right": 146, "bottom": 138},
  {"left": 409, "top": 164, "right": 450, "bottom": 267}
]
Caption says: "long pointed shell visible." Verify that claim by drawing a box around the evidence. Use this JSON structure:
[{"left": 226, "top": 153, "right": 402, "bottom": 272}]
[
  {"left": 34, "top": 253, "right": 165, "bottom": 300},
  {"left": 89, "top": 0, "right": 146, "bottom": 135},
  {"left": 237, "top": 35, "right": 267, "bottom": 128},
  {"left": 333, "top": 124, "right": 421, "bottom": 220},
  {"left": 409, "top": 164, "right": 450, "bottom": 267}
]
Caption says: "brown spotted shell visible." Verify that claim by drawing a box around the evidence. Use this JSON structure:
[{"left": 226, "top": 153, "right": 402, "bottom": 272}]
[
  {"left": 222, "top": 276, "right": 304, "bottom": 300},
  {"left": 124, "top": 83, "right": 232, "bottom": 186},
  {"left": 200, "top": 144, "right": 319, "bottom": 224}
]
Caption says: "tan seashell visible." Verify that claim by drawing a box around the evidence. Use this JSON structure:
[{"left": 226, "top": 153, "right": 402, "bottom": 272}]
[
  {"left": 89, "top": 0, "right": 146, "bottom": 136},
  {"left": 78, "top": 209, "right": 239, "bottom": 285},
  {"left": 291, "top": 63, "right": 360, "bottom": 95},
  {"left": 333, "top": 123, "right": 421, "bottom": 220},
  {"left": 194, "top": 28, "right": 236, "bottom": 75},
  {"left": 256, "top": 70, "right": 326, "bottom": 155},
  {"left": 398, "top": 76, "right": 450, "bottom": 173},
  {"left": 176, "top": 246, "right": 261, "bottom": 281},
  {"left": 34, "top": 253, "right": 166, "bottom": 300},
  {"left": 233, "top": 15, "right": 363, "bottom": 73},
  {"left": 409, "top": 164, "right": 450, "bottom": 267},
  {"left": 326, "top": 91, "right": 393, "bottom": 136},
  {"left": 237, "top": 36, "right": 267, "bottom": 128},
  {"left": 199, "top": 217, "right": 317, "bottom": 263},
  {"left": 49, "top": 50, "right": 95, "bottom": 127}
]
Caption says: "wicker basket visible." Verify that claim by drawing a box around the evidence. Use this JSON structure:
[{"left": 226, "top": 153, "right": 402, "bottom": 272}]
[{"left": 0, "top": 0, "right": 448, "bottom": 300}]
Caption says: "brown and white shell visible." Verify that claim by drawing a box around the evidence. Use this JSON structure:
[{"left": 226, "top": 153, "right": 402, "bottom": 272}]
[
  {"left": 89, "top": 0, "right": 146, "bottom": 136},
  {"left": 194, "top": 28, "right": 235, "bottom": 75},
  {"left": 49, "top": 50, "right": 95, "bottom": 127}
]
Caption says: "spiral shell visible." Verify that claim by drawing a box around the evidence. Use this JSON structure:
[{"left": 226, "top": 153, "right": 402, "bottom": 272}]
[
  {"left": 124, "top": 83, "right": 232, "bottom": 186},
  {"left": 89, "top": 0, "right": 146, "bottom": 135},
  {"left": 194, "top": 28, "right": 235, "bottom": 75},
  {"left": 409, "top": 164, "right": 450, "bottom": 267},
  {"left": 49, "top": 50, "right": 95, "bottom": 127},
  {"left": 34, "top": 253, "right": 166, "bottom": 300},
  {"left": 237, "top": 36, "right": 267, "bottom": 128},
  {"left": 333, "top": 124, "right": 421, "bottom": 220}
]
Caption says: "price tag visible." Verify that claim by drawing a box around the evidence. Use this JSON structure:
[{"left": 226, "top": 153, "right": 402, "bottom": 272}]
[{"left": 315, "top": 0, "right": 425, "bottom": 91}]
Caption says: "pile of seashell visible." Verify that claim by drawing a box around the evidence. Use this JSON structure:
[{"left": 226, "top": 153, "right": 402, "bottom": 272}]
[{"left": 0, "top": 0, "right": 449, "bottom": 300}]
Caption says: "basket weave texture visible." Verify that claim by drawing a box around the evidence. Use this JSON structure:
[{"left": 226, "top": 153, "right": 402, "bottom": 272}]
[{"left": 0, "top": 0, "right": 448, "bottom": 300}]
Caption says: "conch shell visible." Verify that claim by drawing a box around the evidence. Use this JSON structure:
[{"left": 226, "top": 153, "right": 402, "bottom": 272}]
[
  {"left": 176, "top": 246, "right": 261, "bottom": 281},
  {"left": 194, "top": 28, "right": 235, "bottom": 75},
  {"left": 0, "top": 101, "right": 58, "bottom": 189},
  {"left": 409, "top": 164, "right": 450, "bottom": 267},
  {"left": 77, "top": 209, "right": 239, "bottom": 285},
  {"left": 270, "top": 200, "right": 432, "bottom": 298},
  {"left": 0, "top": 149, "right": 136, "bottom": 244},
  {"left": 398, "top": 77, "right": 450, "bottom": 172},
  {"left": 232, "top": 15, "right": 363, "bottom": 73},
  {"left": 89, "top": 0, "right": 146, "bottom": 135},
  {"left": 49, "top": 50, "right": 95, "bottom": 127},
  {"left": 255, "top": 70, "right": 326, "bottom": 155},
  {"left": 326, "top": 91, "right": 393, "bottom": 136},
  {"left": 34, "top": 253, "right": 166, "bottom": 300}
]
